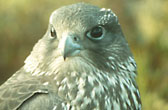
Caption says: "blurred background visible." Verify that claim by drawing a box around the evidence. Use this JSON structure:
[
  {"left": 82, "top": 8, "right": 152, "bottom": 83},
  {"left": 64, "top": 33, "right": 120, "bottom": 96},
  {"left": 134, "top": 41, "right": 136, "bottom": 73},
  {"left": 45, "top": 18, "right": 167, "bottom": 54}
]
[{"left": 0, "top": 0, "right": 167, "bottom": 109}]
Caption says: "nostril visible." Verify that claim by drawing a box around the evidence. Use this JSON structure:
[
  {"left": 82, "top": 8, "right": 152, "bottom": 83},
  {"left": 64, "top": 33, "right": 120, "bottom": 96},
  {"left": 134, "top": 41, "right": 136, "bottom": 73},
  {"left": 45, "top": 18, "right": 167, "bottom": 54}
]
[{"left": 73, "top": 36, "right": 78, "bottom": 41}]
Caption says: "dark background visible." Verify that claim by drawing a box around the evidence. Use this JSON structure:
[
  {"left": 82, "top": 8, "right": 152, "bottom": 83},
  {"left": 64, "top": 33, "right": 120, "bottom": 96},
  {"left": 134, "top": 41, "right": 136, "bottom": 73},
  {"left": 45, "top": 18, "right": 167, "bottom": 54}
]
[{"left": 0, "top": 0, "right": 168, "bottom": 109}]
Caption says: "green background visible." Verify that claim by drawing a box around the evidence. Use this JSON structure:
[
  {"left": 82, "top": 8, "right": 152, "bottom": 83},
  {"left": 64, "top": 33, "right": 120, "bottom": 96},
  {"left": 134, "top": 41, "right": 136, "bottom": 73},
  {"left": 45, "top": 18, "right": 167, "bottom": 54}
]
[{"left": 0, "top": 0, "right": 168, "bottom": 109}]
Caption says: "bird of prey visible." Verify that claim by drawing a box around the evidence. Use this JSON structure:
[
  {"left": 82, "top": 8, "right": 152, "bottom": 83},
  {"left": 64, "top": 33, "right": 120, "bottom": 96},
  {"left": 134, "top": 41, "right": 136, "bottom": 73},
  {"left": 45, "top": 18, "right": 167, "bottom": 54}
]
[{"left": 0, "top": 3, "right": 141, "bottom": 110}]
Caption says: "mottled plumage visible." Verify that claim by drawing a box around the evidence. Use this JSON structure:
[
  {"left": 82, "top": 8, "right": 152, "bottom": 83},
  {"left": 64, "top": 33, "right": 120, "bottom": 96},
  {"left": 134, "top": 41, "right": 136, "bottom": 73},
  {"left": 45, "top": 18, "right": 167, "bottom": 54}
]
[{"left": 0, "top": 3, "right": 141, "bottom": 110}]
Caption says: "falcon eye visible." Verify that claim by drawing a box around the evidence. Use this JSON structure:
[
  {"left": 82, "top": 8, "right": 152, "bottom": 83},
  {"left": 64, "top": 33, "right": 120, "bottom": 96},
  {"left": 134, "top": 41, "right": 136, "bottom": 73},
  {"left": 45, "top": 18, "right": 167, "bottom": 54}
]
[
  {"left": 50, "top": 26, "right": 57, "bottom": 38},
  {"left": 86, "top": 26, "right": 105, "bottom": 40}
]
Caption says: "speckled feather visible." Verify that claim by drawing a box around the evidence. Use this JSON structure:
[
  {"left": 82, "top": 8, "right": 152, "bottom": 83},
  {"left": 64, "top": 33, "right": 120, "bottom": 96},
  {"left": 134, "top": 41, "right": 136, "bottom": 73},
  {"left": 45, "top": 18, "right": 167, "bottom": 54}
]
[{"left": 0, "top": 3, "right": 141, "bottom": 110}]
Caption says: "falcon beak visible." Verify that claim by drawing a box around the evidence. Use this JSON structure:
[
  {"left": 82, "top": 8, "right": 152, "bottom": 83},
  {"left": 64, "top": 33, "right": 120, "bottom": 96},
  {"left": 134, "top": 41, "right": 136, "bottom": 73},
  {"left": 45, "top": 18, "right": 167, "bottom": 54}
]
[{"left": 58, "top": 34, "right": 81, "bottom": 60}]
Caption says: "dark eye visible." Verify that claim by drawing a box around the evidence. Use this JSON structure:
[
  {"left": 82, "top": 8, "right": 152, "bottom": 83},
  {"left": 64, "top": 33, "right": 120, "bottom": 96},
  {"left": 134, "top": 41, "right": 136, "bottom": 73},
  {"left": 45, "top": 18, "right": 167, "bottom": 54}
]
[
  {"left": 86, "top": 26, "right": 105, "bottom": 40},
  {"left": 50, "top": 26, "right": 57, "bottom": 38}
]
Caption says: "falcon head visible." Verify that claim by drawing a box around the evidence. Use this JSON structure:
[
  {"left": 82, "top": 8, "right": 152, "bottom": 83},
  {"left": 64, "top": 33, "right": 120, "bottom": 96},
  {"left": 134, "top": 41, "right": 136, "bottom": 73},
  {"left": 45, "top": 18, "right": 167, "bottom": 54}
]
[
  {"left": 24, "top": 3, "right": 134, "bottom": 75},
  {"left": 23, "top": 3, "right": 141, "bottom": 110}
]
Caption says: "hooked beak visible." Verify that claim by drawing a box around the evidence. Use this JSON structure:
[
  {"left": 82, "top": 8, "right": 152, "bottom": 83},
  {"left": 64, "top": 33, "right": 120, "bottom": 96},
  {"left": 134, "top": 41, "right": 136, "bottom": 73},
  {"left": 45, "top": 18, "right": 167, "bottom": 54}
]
[{"left": 58, "top": 34, "right": 82, "bottom": 60}]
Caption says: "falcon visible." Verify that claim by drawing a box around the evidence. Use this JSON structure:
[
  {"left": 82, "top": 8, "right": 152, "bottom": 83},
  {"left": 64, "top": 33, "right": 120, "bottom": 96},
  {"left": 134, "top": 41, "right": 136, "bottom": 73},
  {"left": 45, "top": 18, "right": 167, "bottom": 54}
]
[{"left": 0, "top": 3, "right": 141, "bottom": 110}]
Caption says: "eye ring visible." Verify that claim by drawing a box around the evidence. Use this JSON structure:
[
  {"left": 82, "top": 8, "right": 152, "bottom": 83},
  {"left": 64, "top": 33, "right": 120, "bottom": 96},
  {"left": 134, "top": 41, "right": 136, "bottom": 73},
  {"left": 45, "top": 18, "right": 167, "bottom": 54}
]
[
  {"left": 50, "top": 25, "right": 57, "bottom": 38},
  {"left": 86, "top": 26, "right": 105, "bottom": 40}
]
